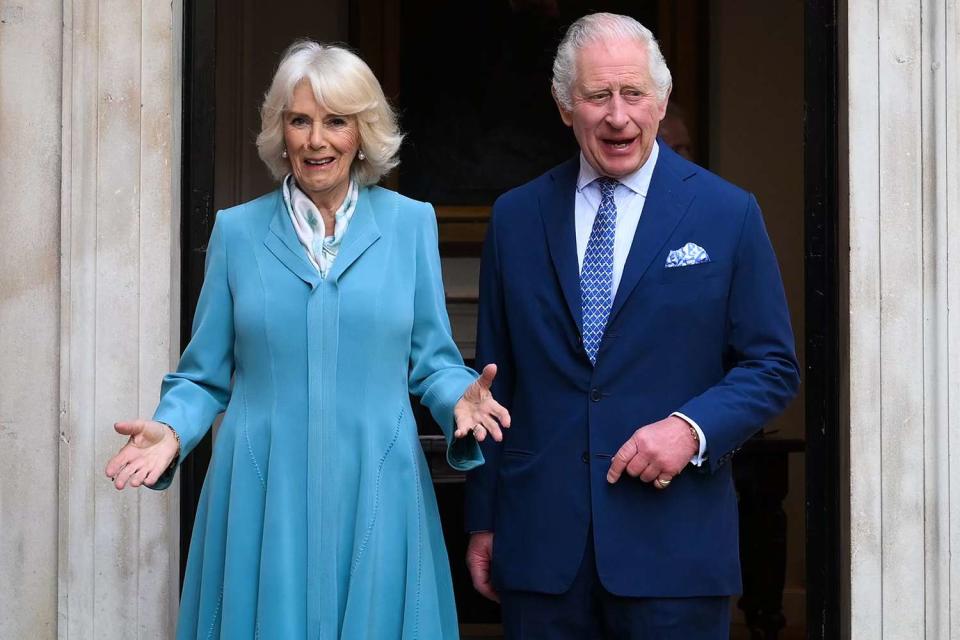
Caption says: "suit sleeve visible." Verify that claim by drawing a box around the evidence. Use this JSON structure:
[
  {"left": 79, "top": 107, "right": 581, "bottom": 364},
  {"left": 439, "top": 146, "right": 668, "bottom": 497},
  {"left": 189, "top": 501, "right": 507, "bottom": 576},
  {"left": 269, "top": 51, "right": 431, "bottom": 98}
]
[
  {"left": 149, "top": 213, "right": 236, "bottom": 490},
  {"left": 407, "top": 203, "right": 483, "bottom": 471},
  {"left": 464, "top": 202, "right": 515, "bottom": 532},
  {"left": 676, "top": 195, "right": 800, "bottom": 473}
]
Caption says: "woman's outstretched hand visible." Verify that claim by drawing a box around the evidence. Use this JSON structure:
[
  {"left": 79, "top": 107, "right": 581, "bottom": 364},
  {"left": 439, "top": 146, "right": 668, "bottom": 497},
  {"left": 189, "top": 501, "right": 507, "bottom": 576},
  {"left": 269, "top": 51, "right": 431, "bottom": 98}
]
[
  {"left": 104, "top": 419, "right": 180, "bottom": 490},
  {"left": 453, "top": 364, "right": 511, "bottom": 442}
]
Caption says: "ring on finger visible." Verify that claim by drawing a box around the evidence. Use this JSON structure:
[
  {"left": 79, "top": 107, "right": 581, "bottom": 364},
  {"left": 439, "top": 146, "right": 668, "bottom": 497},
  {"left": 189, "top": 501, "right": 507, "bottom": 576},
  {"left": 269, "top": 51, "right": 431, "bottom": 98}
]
[
  {"left": 654, "top": 477, "right": 672, "bottom": 489},
  {"left": 472, "top": 424, "right": 484, "bottom": 437}
]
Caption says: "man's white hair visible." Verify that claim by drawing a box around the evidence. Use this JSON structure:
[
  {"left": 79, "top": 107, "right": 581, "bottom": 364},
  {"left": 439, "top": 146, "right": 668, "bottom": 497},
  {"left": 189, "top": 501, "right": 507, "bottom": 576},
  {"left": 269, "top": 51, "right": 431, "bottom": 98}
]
[{"left": 552, "top": 13, "right": 672, "bottom": 111}]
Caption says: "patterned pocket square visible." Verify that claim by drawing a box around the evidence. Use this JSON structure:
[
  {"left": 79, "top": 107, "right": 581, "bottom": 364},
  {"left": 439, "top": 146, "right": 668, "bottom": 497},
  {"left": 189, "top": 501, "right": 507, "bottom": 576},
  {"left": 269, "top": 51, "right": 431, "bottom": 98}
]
[{"left": 665, "top": 242, "right": 711, "bottom": 268}]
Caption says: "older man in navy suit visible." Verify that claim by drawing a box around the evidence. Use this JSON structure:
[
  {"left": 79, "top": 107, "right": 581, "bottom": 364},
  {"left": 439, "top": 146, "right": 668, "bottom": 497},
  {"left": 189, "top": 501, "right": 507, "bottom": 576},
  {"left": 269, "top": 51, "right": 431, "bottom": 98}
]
[{"left": 464, "top": 12, "right": 800, "bottom": 639}]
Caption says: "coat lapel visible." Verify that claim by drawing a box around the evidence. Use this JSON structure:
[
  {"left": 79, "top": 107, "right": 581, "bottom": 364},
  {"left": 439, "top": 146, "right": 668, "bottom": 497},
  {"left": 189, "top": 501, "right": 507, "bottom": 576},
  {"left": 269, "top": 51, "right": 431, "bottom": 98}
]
[
  {"left": 539, "top": 158, "right": 583, "bottom": 332},
  {"left": 329, "top": 186, "right": 381, "bottom": 283},
  {"left": 608, "top": 149, "right": 696, "bottom": 322},
  {"left": 263, "top": 186, "right": 382, "bottom": 288},
  {"left": 264, "top": 190, "right": 322, "bottom": 289}
]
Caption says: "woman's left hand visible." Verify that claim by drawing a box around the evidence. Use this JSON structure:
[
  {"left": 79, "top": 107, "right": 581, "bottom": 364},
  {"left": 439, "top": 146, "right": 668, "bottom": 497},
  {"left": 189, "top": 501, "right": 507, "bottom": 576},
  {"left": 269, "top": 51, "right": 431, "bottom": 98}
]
[{"left": 453, "top": 364, "right": 511, "bottom": 442}]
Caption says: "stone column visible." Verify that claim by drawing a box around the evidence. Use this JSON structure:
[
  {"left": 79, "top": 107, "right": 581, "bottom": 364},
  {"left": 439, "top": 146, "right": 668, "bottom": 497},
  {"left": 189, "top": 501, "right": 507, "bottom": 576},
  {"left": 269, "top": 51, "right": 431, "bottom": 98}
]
[
  {"left": 845, "top": 0, "right": 960, "bottom": 637},
  {"left": 57, "top": 0, "right": 182, "bottom": 637},
  {"left": 0, "top": 1, "right": 64, "bottom": 636}
]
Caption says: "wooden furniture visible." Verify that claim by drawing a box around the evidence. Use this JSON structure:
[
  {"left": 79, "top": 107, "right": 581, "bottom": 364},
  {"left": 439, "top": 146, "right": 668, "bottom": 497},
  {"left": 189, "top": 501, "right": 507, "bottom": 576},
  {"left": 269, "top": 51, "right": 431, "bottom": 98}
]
[{"left": 734, "top": 437, "right": 806, "bottom": 640}]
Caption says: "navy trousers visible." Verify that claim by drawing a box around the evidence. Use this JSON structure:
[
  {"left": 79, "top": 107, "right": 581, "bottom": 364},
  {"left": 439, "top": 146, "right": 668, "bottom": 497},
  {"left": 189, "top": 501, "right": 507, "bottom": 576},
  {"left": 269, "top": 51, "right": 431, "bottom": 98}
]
[{"left": 499, "top": 532, "right": 730, "bottom": 639}]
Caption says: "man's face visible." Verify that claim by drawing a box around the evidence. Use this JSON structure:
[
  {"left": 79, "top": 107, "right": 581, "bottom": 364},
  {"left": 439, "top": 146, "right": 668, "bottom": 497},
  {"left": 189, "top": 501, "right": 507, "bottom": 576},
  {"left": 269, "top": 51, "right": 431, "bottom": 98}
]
[{"left": 557, "top": 39, "right": 668, "bottom": 178}]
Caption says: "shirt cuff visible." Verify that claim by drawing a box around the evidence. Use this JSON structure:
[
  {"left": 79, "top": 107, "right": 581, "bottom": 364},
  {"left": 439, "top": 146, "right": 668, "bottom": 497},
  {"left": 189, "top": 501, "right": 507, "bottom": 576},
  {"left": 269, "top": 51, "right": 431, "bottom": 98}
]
[{"left": 671, "top": 411, "right": 707, "bottom": 467}]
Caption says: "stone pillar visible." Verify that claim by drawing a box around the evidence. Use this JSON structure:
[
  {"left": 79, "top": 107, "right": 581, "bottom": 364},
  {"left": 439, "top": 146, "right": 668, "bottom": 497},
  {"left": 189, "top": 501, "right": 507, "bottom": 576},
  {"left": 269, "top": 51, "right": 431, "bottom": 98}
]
[
  {"left": 0, "top": 1, "right": 64, "bottom": 637},
  {"left": 2, "top": 0, "right": 183, "bottom": 635},
  {"left": 845, "top": 0, "right": 960, "bottom": 637},
  {"left": 57, "top": 0, "right": 182, "bottom": 636},
  {"left": 0, "top": 0, "right": 181, "bottom": 637}
]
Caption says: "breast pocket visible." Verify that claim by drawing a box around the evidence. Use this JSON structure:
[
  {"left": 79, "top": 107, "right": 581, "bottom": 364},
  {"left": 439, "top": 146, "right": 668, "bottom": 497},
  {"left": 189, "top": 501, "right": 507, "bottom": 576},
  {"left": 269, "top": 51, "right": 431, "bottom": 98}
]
[
  {"left": 657, "top": 261, "right": 724, "bottom": 284},
  {"left": 650, "top": 261, "right": 729, "bottom": 314}
]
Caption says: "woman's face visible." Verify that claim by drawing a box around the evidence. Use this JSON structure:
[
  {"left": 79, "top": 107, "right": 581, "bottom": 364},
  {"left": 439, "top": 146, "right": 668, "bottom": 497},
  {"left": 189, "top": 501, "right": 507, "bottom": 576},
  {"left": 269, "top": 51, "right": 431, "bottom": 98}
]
[{"left": 283, "top": 80, "right": 360, "bottom": 208}]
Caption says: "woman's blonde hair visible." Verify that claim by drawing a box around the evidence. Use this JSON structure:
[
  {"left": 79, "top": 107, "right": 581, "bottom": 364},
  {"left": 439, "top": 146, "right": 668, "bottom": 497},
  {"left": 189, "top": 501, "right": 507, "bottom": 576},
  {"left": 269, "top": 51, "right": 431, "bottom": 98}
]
[{"left": 256, "top": 40, "right": 403, "bottom": 186}]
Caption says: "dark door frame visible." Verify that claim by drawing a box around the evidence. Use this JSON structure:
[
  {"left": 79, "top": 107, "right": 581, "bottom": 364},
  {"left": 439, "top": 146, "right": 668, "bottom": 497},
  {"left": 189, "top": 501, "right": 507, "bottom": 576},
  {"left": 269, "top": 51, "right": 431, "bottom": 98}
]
[
  {"left": 179, "top": 0, "right": 216, "bottom": 587},
  {"left": 179, "top": 1, "right": 844, "bottom": 634},
  {"left": 803, "top": 0, "right": 842, "bottom": 637}
]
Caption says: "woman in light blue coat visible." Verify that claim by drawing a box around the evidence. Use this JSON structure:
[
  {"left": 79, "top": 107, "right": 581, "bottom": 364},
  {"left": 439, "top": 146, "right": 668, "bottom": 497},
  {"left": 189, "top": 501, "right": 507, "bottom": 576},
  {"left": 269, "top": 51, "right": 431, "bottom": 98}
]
[{"left": 104, "top": 40, "right": 509, "bottom": 639}]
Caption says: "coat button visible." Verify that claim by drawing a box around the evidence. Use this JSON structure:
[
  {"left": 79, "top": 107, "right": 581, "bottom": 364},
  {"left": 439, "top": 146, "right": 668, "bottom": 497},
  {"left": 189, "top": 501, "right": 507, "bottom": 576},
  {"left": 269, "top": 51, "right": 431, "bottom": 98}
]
[
  {"left": 581, "top": 452, "right": 589, "bottom": 463},
  {"left": 590, "top": 388, "right": 601, "bottom": 402}
]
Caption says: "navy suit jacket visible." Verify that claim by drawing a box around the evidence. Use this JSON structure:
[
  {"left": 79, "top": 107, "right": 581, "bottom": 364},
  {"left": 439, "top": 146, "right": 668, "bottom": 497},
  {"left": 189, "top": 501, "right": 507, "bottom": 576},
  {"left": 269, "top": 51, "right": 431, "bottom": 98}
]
[{"left": 464, "top": 144, "right": 801, "bottom": 598}]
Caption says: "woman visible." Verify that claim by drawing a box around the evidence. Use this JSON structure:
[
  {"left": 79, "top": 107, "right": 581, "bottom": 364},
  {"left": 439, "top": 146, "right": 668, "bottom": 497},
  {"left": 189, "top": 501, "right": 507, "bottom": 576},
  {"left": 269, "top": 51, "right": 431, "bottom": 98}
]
[{"left": 104, "top": 40, "right": 508, "bottom": 639}]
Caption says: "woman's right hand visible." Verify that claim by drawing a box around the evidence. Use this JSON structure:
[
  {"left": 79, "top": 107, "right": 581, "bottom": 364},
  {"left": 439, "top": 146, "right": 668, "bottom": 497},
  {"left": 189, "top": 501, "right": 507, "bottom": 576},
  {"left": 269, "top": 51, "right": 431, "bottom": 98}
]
[{"left": 104, "top": 420, "right": 180, "bottom": 490}]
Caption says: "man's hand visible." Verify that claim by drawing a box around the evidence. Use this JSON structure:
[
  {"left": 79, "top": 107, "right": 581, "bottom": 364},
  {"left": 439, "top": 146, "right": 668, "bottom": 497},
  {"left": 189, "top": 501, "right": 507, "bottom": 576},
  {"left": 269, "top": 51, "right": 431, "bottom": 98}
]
[
  {"left": 466, "top": 532, "right": 499, "bottom": 602},
  {"left": 606, "top": 416, "right": 698, "bottom": 487}
]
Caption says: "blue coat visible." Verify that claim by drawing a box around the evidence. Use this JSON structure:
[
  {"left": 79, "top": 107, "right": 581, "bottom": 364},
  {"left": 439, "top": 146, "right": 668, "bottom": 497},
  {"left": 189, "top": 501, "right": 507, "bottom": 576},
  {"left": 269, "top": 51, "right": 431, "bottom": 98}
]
[
  {"left": 152, "top": 186, "right": 482, "bottom": 639},
  {"left": 465, "top": 145, "right": 800, "bottom": 597}
]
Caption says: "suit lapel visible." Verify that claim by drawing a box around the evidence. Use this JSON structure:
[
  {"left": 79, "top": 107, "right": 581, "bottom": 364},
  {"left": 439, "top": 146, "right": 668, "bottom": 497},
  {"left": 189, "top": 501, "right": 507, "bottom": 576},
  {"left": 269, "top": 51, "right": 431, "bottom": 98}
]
[
  {"left": 329, "top": 186, "right": 381, "bottom": 283},
  {"left": 539, "top": 158, "right": 583, "bottom": 332},
  {"left": 608, "top": 149, "right": 696, "bottom": 322},
  {"left": 264, "top": 190, "right": 322, "bottom": 289}
]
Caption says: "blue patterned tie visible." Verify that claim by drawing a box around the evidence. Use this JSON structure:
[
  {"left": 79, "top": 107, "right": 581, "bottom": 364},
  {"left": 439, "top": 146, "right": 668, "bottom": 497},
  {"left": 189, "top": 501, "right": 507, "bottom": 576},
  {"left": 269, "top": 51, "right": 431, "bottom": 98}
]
[{"left": 581, "top": 177, "right": 618, "bottom": 365}]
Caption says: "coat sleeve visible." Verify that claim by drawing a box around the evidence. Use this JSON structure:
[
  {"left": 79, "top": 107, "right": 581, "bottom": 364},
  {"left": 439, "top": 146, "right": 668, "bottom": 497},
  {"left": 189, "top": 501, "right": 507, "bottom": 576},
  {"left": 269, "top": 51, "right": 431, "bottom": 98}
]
[
  {"left": 407, "top": 202, "right": 483, "bottom": 471},
  {"left": 464, "top": 201, "right": 515, "bottom": 533},
  {"left": 676, "top": 195, "right": 801, "bottom": 473},
  {"left": 149, "top": 213, "right": 236, "bottom": 490}
]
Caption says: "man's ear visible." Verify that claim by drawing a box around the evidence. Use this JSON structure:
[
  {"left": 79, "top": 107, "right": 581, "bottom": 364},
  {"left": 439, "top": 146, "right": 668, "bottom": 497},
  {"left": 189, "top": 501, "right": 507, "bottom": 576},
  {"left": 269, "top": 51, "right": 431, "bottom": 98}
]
[
  {"left": 552, "top": 87, "right": 574, "bottom": 127},
  {"left": 657, "top": 87, "right": 672, "bottom": 121}
]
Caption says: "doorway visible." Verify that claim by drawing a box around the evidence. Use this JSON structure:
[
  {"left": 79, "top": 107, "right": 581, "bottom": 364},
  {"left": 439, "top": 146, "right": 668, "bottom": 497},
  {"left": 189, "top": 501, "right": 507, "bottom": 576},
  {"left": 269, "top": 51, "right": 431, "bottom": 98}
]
[{"left": 179, "top": 1, "right": 840, "bottom": 637}]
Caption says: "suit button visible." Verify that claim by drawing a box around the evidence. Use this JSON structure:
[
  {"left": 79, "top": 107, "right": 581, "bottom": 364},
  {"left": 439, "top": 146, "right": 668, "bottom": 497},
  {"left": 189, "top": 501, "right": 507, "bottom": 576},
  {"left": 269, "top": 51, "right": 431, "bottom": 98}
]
[
  {"left": 590, "top": 388, "right": 601, "bottom": 402},
  {"left": 581, "top": 452, "right": 589, "bottom": 463}
]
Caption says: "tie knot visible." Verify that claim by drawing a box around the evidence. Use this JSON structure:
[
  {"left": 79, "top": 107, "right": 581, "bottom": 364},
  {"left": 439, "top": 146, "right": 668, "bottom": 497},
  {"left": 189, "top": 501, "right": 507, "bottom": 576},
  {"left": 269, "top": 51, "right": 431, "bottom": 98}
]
[{"left": 595, "top": 177, "right": 619, "bottom": 199}]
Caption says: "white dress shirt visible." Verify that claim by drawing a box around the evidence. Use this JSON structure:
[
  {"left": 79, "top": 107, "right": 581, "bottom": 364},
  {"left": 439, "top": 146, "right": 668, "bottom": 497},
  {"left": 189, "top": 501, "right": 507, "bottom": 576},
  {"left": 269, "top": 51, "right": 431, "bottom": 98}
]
[{"left": 574, "top": 141, "right": 707, "bottom": 466}]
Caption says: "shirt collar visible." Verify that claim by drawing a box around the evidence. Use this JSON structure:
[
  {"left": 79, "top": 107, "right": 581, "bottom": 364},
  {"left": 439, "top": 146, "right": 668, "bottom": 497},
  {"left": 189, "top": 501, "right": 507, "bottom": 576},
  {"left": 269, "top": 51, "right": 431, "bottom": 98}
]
[{"left": 576, "top": 139, "right": 660, "bottom": 197}]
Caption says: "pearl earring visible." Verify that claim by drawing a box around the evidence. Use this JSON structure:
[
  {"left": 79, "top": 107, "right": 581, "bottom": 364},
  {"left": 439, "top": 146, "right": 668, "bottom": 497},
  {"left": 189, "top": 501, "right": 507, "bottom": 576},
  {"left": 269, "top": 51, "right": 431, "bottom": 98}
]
[
  {"left": 281, "top": 149, "right": 288, "bottom": 159},
  {"left": 358, "top": 149, "right": 366, "bottom": 161}
]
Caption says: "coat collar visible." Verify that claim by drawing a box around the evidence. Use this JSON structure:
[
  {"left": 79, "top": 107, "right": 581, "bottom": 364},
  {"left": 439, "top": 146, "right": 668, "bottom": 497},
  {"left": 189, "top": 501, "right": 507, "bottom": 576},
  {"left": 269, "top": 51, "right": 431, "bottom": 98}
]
[
  {"left": 265, "top": 189, "right": 321, "bottom": 288},
  {"left": 327, "top": 186, "right": 381, "bottom": 283},
  {"left": 539, "top": 157, "right": 583, "bottom": 331},
  {"left": 263, "top": 186, "right": 381, "bottom": 289}
]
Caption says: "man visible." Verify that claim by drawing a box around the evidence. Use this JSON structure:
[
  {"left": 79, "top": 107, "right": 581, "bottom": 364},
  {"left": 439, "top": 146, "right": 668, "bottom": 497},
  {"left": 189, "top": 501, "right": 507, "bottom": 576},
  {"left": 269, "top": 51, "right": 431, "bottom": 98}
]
[{"left": 465, "top": 12, "right": 800, "bottom": 639}]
